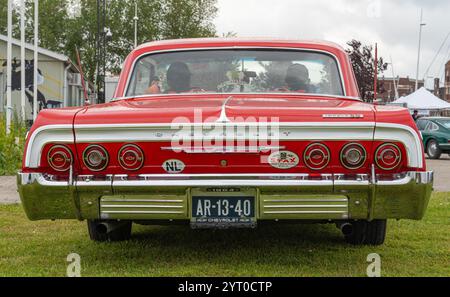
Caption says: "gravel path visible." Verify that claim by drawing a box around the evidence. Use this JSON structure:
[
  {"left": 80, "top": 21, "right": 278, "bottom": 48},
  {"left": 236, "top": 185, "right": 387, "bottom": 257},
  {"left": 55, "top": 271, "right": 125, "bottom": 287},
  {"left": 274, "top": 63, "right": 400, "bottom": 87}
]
[
  {"left": 0, "top": 176, "right": 19, "bottom": 204},
  {"left": 2, "top": 157, "right": 449, "bottom": 204}
]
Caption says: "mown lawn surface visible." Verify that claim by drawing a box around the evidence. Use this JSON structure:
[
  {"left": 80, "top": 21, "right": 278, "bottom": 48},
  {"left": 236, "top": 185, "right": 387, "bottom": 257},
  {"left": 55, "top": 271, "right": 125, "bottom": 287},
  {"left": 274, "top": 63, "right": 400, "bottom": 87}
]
[{"left": 0, "top": 193, "right": 449, "bottom": 277}]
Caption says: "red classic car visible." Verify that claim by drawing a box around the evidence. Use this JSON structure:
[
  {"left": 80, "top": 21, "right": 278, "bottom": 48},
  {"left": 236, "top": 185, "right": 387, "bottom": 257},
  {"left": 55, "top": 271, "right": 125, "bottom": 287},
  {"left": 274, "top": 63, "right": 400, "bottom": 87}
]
[{"left": 18, "top": 38, "right": 433, "bottom": 245}]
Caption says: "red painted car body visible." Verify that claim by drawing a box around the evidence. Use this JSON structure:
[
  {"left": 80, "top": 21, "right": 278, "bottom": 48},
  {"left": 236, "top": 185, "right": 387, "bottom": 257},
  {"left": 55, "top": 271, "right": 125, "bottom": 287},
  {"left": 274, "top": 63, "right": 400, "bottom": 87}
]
[{"left": 18, "top": 39, "right": 433, "bottom": 245}]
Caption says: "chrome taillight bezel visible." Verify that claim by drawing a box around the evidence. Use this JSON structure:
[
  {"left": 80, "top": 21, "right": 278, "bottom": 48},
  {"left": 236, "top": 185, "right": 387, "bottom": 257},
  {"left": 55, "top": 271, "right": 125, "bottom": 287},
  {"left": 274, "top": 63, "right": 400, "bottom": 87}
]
[
  {"left": 47, "top": 145, "right": 73, "bottom": 172},
  {"left": 82, "top": 145, "right": 109, "bottom": 172},
  {"left": 375, "top": 143, "right": 402, "bottom": 170},
  {"left": 118, "top": 144, "right": 144, "bottom": 171},
  {"left": 340, "top": 143, "right": 367, "bottom": 170},
  {"left": 303, "top": 143, "right": 331, "bottom": 170}
]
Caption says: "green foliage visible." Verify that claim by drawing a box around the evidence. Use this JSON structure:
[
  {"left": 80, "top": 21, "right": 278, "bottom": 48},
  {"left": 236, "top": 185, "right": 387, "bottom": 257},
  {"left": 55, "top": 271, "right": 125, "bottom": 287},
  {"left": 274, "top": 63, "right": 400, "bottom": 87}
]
[
  {"left": 0, "top": 0, "right": 218, "bottom": 82},
  {"left": 0, "top": 113, "right": 27, "bottom": 176},
  {"left": 346, "top": 39, "right": 388, "bottom": 102}
]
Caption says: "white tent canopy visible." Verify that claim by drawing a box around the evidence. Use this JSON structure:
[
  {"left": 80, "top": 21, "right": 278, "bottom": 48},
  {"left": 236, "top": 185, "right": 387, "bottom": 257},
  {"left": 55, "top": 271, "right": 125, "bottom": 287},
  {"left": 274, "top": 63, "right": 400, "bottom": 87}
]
[{"left": 391, "top": 87, "right": 450, "bottom": 110}]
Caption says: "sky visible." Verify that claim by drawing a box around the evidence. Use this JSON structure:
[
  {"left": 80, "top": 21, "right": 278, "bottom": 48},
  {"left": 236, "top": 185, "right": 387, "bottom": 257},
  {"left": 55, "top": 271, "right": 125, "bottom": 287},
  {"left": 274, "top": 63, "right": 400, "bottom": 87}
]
[{"left": 215, "top": 0, "right": 450, "bottom": 89}]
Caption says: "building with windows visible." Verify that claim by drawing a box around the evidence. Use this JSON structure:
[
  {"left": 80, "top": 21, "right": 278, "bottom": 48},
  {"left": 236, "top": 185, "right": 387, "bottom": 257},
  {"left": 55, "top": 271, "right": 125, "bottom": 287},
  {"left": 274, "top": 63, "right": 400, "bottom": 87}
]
[
  {"left": 0, "top": 34, "right": 88, "bottom": 121},
  {"left": 378, "top": 76, "right": 424, "bottom": 102}
]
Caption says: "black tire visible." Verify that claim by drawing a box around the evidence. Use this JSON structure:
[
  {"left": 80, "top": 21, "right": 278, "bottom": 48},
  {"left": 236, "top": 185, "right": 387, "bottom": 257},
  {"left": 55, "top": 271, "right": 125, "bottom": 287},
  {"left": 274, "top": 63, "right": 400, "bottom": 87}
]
[
  {"left": 344, "top": 220, "right": 387, "bottom": 246},
  {"left": 426, "top": 140, "right": 442, "bottom": 159},
  {"left": 87, "top": 220, "right": 132, "bottom": 242}
]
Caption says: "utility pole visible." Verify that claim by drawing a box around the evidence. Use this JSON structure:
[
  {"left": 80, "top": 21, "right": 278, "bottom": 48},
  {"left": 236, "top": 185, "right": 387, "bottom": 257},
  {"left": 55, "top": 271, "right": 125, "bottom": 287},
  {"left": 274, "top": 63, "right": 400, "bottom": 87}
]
[
  {"left": 6, "top": 0, "right": 12, "bottom": 133},
  {"left": 96, "top": 0, "right": 107, "bottom": 104},
  {"left": 390, "top": 56, "right": 399, "bottom": 101},
  {"left": 33, "top": 0, "right": 39, "bottom": 121},
  {"left": 20, "top": 0, "right": 26, "bottom": 121},
  {"left": 134, "top": 1, "right": 139, "bottom": 48},
  {"left": 374, "top": 43, "right": 378, "bottom": 102},
  {"left": 415, "top": 9, "right": 426, "bottom": 91}
]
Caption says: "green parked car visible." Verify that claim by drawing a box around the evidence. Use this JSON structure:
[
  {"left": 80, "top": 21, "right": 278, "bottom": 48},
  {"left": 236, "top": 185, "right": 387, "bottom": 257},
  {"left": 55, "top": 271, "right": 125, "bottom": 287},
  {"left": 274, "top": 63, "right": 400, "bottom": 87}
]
[{"left": 416, "top": 117, "right": 450, "bottom": 159}]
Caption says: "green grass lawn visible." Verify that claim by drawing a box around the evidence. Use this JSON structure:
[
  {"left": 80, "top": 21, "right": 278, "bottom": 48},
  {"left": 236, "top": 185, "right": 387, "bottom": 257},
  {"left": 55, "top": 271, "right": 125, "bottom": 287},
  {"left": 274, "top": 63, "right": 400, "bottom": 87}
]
[{"left": 0, "top": 193, "right": 449, "bottom": 277}]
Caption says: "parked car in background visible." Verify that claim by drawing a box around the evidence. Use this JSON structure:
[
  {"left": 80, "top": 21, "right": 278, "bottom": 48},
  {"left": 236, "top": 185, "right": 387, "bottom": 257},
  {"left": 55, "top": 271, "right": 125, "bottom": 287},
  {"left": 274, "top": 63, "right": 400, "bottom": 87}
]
[
  {"left": 416, "top": 117, "right": 450, "bottom": 159},
  {"left": 18, "top": 38, "right": 433, "bottom": 246}
]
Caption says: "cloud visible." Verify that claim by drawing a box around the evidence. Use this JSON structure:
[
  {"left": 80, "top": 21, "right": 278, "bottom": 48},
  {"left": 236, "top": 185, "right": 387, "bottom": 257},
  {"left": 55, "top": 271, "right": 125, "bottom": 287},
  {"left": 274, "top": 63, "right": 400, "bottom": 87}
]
[{"left": 215, "top": 0, "right": 450, "bottom": 87}]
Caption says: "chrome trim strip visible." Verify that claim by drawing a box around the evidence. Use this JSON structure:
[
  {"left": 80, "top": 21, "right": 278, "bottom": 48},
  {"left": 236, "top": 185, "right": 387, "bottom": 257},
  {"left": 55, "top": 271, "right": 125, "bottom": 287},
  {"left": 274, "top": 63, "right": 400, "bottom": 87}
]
[
  {"left": 134, "top": 173, "right": 311, "bottom": 179},
  {"left": 375, "top": 171, "right": 433, "bottom": 186},
  {"left": 263, "top": 199, "right": 348, "bottom": 202},
  {"left": 101, "top": 205, "right": 183, "bottom": 209},
  {"left": 115, "top": 92, "right": 361, "bottom": 102},
  {"left": 334, "top": 180, "right": 370, "bottom": 186},
  {"left": 100, "top": 199, "right": 184, "bottom": 203},
  {"left": 264, "top": 210, "right": 347, "bottom": 214},
  {"left": 113, "top": 179, "right": 333, "bottom": 187},
  {"left": 73, "top": 122, "right": 375, "bottom": 128},
  {"left": 18, "top": 173, "right": 69, "bottom": 187},
  {"left": 160, "top": 145, "right": 286, "bottom": 154},
  {"left": 75, "top": 175, "right": 113, "bottom": 187},
  {"left": 101, "top": 211, "right": 184, "bottom": 214},
  {"left": 263, "top": 205, "right": 347, "bottom": 208}
]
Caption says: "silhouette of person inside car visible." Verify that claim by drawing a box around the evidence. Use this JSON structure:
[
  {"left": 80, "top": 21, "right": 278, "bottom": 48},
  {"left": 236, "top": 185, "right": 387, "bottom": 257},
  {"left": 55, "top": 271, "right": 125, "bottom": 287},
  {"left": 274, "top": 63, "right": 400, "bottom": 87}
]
[
  {"left": 284, "top": 63, "right": 312, "bottom": 92},
  {"left": 166, "top": 62, "right": 192, "bottom": 93}
]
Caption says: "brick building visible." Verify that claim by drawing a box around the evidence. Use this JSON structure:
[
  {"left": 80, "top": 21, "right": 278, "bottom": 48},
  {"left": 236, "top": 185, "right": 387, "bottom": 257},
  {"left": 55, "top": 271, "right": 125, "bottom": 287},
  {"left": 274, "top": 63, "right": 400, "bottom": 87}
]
[
  {"left": 434, "top": 78, "right": 446, "bottom": 99},
  {"left": 445, "top": 60, "right": 450, "bottom": 102},
  {"left": 378, "top": 76, "right": 424, "bottom": 102}
]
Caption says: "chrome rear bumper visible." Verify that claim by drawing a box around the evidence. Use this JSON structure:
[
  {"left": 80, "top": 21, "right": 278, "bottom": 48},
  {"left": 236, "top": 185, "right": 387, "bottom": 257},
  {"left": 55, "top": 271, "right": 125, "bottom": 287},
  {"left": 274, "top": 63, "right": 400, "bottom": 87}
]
[
  {"left": 17, "top": 171, "right": 434, "bottom": 188},
  {"left": 17, "top": 171, "right": 434, "bottom": 221}
]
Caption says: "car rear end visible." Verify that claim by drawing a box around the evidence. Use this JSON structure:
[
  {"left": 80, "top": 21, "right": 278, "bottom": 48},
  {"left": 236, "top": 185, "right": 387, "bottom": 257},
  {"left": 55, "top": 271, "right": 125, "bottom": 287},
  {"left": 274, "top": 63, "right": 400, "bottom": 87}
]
[
  {"left": 17, "top": 39, "right": 433, "bottom": 245},
  {"left": 17, "top": 101, "right": 433, "bottom": 245}
]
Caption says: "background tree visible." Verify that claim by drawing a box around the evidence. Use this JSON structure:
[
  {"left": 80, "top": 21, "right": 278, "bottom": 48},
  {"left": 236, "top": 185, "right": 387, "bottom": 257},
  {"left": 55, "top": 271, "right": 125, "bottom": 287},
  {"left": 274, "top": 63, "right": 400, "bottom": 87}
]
[
  {"left": 1, "top": 0, "right": 218, "bottom": 85},
  {"left": 346, "top": 39, "right": 388, "bottom": 102}
]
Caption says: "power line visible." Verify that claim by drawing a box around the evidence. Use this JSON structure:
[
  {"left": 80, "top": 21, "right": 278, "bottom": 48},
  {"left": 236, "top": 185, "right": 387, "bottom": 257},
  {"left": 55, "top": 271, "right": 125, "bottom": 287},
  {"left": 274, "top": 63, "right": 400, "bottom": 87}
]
[{"left": 423, "top": 30, "right": 450, "bottom": 80}]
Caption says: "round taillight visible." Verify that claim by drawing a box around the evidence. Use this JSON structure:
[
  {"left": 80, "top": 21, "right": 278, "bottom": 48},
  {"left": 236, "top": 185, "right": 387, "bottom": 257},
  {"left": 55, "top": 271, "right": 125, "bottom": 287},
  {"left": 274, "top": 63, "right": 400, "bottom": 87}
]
[
  {"left": 304, "top": 143, "right": 330, "bottom": 170},
  {"left": 83, "top": 145, "right": 109, "bottom": 171},
  {"left": 118, "top": 144, "right": 144, "bottom": 171},
  {"left": 340, "top": 143, "right": 367, "bottom": 169},
  {"left": 48, "top": 145, "right": 72, "bottom": 172},
  {"left": 375, "top": 143, "right": 402, "bottom": 170}
]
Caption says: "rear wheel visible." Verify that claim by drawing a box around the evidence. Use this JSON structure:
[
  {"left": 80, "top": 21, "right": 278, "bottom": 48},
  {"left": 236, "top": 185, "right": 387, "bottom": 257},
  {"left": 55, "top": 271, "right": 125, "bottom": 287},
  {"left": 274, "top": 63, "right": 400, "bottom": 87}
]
[
  {"left": 343, "top": 220, "right": 387, "bottom": 246},
  {"left": 87, "top": 220, "right": 132, "bottom": 242},
  {"left": 427, "top": 140, "right": 442, "bottom": 159}
]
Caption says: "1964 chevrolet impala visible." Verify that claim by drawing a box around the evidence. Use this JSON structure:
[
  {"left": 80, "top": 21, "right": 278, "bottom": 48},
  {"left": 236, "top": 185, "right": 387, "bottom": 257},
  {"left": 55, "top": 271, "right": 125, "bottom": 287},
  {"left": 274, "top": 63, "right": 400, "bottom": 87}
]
[{"left": 18, "top": 38, "right": 433, "bottom": 245}]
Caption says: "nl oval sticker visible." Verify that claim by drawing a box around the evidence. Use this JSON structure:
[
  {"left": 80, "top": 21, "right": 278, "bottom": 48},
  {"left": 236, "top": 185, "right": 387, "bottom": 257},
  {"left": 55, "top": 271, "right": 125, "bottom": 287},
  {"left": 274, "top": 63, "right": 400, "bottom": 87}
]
[
  {"left": 268, "top": 151, "right": 299, "bottom": 169},
  {"left": 163, "top": 159, "right": 185, "bottom": 173}
]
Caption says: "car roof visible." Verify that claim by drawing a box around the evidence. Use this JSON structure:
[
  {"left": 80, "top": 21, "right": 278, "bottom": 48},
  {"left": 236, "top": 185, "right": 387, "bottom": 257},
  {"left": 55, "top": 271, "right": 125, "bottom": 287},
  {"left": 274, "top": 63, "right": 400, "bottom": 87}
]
[{"left": 135, "top": 37, "right": 347, "bottom": 53}]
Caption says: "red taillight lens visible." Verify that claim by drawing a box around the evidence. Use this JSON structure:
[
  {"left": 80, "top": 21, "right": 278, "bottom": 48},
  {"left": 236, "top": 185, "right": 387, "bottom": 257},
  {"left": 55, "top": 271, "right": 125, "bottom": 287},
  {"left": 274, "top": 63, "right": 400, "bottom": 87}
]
[
  {"left": 340, "top": 143, "right": 367, "bottom": 169},
  {"left": 47, "top": 145, "right": 72, "bottom": 172},
  {"left": 118, "top": 144, "right": 144, "bottom": 171},
  {"left": 83, "top": 145, "right": 109, "bottom": 171},
  {"left": 375, "top": 143, "right": 402, "bottom": 170},
  {"left": 304, "top": 143, "right": 330, "bottom": 170}
]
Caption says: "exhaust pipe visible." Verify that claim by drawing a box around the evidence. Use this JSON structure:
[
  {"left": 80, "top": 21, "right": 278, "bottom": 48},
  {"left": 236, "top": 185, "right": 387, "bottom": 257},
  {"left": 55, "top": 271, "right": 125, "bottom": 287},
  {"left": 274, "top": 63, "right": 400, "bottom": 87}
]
[
  {"left": 95, "top": 223, "right": 109, "bottom": 234},
  {"left": 336, "top": 222, "right": 354, "bottom": 236},
  {"left": 95, "top": 222, "right": 123, "bottom": 234}
]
